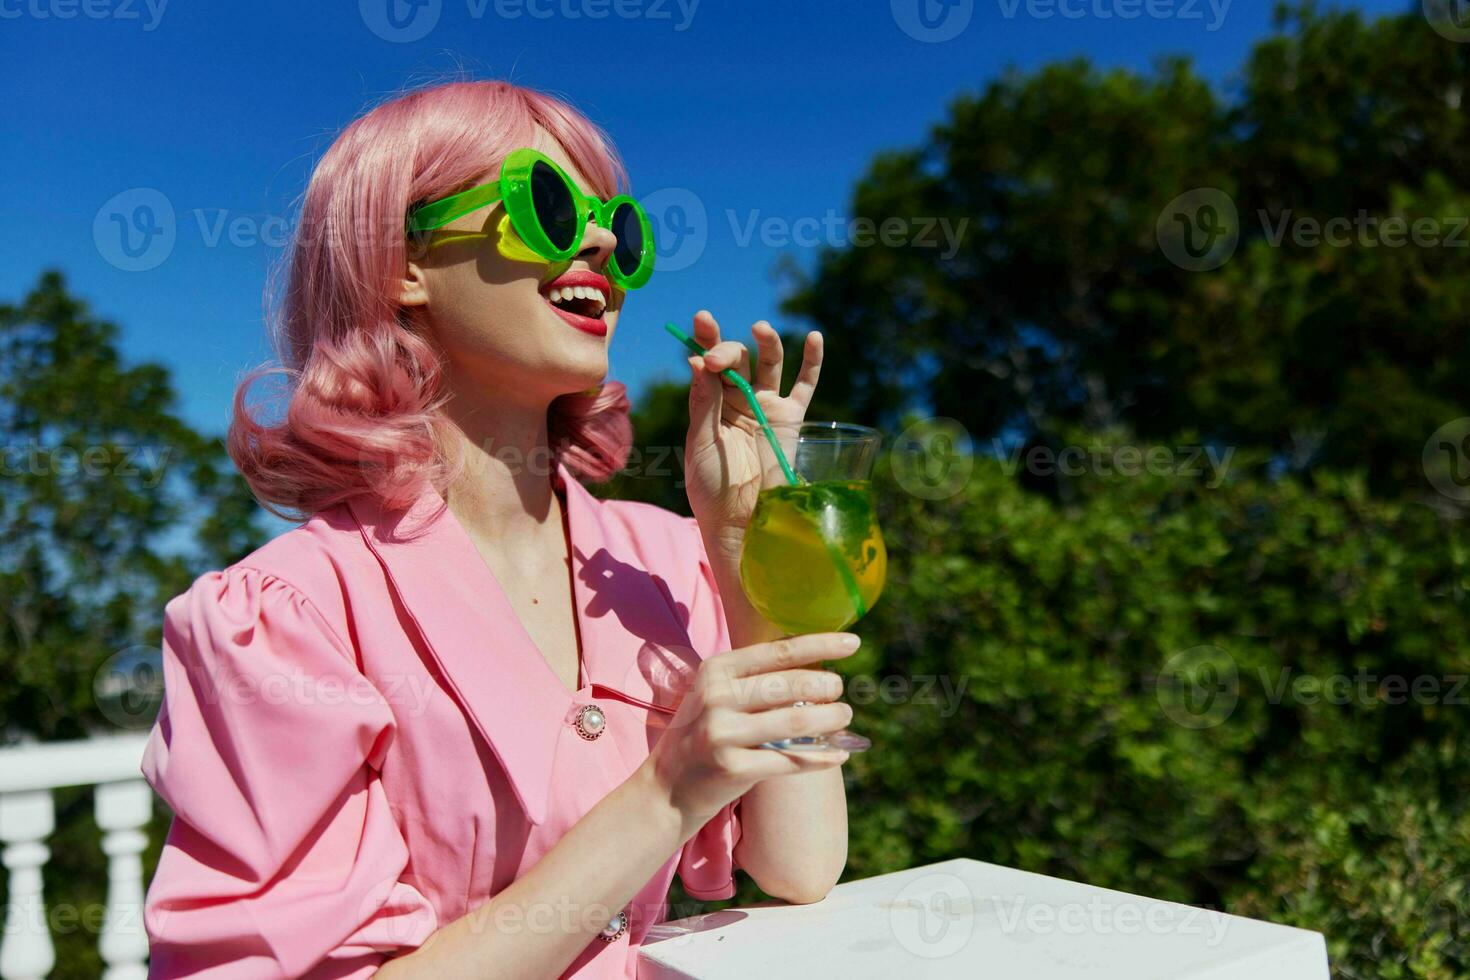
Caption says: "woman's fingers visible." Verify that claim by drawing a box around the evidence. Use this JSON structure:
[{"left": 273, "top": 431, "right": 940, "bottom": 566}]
[
  {"left": 723, "top": 701, "right": 855, "bottom": 748},
  {"left": 691, "top": 309, "right": 722, "bottom": 348},
  {"left": 718, "top": 668, "right": 843, "bottom": 711},
  {"left": 715, "top": 632, "right": 861, "bottom": 679},
  {"left": 751, "top": 321, "right": 783, "bottom": 394},
  {"left": 691, "top": 311, "right": 751, "bottom": 381},
  {"left": 687, "top": 311, "right": 732, "bottom": 449},
  {"left": 740, "top": 746, "right": 850, "bottom": 779},
  {"left": 703, "top": 341, "right": 751, "bottom": 382},
  {"left": 787, "top": 330, "right": 824, "bottom": 411}
]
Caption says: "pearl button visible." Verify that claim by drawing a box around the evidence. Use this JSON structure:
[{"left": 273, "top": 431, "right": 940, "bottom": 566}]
[
  {"left": 598, "top": 909, "right": 628, "bottom": 942},
  {"left": 574, "top": 703, "right": 606, "bottom": 740}
]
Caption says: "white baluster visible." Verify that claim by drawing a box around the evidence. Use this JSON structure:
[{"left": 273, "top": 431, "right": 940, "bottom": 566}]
[
  {"left": 96, "top": 781, "right": 151, "bottom": 980},
  {"left": 0, "top": 789, "right": 56, "bottom": 980}
]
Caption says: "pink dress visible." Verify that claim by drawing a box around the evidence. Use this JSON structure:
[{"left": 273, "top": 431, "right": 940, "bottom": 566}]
[{"left": 140, "top": 460, "right": 742, "bottom": 978}]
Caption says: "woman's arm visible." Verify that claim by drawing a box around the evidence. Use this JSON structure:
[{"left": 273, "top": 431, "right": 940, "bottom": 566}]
[
  {"left": 677, "top": 308, "right": 852, "bottom": 906},
  {"left": 378, "top": 632, "right": 856, "bottom": 978},
  {"left": 699, "top": 526, "right": 851, "bottom": 906},
  {"left": 376, "top": 763, "right": 686, "bottom": 979}
]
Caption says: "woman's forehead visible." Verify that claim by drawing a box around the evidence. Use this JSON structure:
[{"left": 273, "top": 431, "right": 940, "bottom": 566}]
[{"left": 528, "top": 127, "right": 593, "bottom": 191}]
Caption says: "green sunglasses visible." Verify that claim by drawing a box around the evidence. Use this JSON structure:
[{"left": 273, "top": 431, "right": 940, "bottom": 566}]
[{"left": 406, "top": 147, "right": 656, "bottom": 290}]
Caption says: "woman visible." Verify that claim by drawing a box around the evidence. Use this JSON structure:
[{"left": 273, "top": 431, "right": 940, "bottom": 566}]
[{"left": 139, "top": 79, "right": 857, "bottom": 978}]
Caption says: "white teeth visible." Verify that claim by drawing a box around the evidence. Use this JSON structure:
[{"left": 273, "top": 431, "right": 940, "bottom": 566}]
[{"left": 546, "top": 283, "right": 608, "bottom": 315}]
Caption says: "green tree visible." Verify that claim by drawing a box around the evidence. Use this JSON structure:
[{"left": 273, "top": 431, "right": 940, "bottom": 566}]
[
  {"left": 840, "top": 442, "right": 1469, "bottom": 978},
  {"left": 782, "top": 4, "right": 1470, "bottom": 499},
  {"left": 0, "top": 271, "right": 265, "bottom": 977}
]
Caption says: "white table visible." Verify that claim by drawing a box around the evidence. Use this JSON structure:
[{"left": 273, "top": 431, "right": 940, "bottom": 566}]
[{"left": 639, "top": 858, "right": 1328, "bottom": 979}]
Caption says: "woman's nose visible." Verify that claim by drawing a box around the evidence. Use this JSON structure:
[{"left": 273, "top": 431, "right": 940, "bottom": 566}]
[{"left": 577, "top": 217, "right": 617, "bottom": 268}]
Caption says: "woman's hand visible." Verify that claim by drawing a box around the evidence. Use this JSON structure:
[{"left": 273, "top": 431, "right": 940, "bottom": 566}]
[
  {"left": 684, "top": 309, "right": 823, "bottom": 544},
  {"left": 641, "top": 631, "right": 859, "bottom": 839}
]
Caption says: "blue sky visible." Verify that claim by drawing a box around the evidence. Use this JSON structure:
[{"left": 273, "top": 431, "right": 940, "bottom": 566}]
[{"left": 4, "top": 0, "right": 1413, "bottom": 436}]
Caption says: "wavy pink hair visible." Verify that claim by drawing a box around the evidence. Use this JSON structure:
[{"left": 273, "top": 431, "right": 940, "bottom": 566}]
[{"left": 228, "top": 80, "right": 635, "bottom": 520}]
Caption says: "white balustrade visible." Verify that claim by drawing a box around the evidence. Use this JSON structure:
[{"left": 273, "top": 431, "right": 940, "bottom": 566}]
[{"left": 0, "top": 735, "right": 151, "bottom": 980}]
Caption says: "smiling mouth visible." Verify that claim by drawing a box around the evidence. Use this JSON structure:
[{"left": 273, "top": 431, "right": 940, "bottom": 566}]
[
  {"left": 546, "top": 284, "right": 607, "bottom": 320},
  {"left": 541, "top": 273, "right": 612, "bottom": 337}
]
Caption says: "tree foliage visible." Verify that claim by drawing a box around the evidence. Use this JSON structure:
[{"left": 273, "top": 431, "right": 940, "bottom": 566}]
[
  {"left": 0, "top": 271, "right": 265, "bottom": 978},
  {"left": 782, "top": 4, "right": 1470, "bottom": 498}
]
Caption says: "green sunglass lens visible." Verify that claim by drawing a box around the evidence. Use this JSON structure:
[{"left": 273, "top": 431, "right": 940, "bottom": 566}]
[
  {"left": 531, "top": 161, "right": 579, "bottom": 252},
  {"left": 610, "top": 202, "right": 645, "bottom": 279}
]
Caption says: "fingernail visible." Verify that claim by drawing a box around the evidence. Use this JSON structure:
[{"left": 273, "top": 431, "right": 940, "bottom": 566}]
[{"left": 838, "top": 633, "right": 861, "bottom": 651}]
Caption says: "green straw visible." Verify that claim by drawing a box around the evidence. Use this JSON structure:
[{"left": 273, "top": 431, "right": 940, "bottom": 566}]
[
  {"left": 664, "top": 322, "right": 802, "bottom": 488},
  {"left": 664, "top": 322, "right": 867, "bottom": 624}
]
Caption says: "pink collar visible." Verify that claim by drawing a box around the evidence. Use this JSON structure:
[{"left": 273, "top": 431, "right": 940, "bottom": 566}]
[{"left": 346, "top": 460, "right": 698, "bottom": 824}]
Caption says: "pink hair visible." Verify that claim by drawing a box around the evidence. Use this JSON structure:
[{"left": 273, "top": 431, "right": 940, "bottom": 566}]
[{"left": 228, "top": 79, "right": 635, "bottom": 520}]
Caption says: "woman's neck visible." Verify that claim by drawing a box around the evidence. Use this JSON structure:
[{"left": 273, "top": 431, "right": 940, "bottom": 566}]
[{"left": 439, "top": 382, "right": 561, "bottom": 544}]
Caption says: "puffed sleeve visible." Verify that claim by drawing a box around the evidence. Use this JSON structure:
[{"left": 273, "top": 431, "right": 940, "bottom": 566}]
[
  {"left": 674, "top": 517, "right": 744, "bottom": 901},
  {"left": 140, "top": 567, "right": 438, "bottom": 978}
]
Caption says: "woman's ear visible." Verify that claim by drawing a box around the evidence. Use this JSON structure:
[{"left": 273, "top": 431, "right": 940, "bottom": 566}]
[{"left": 397, "top": 240, "right": 431, "bottom": 309}]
